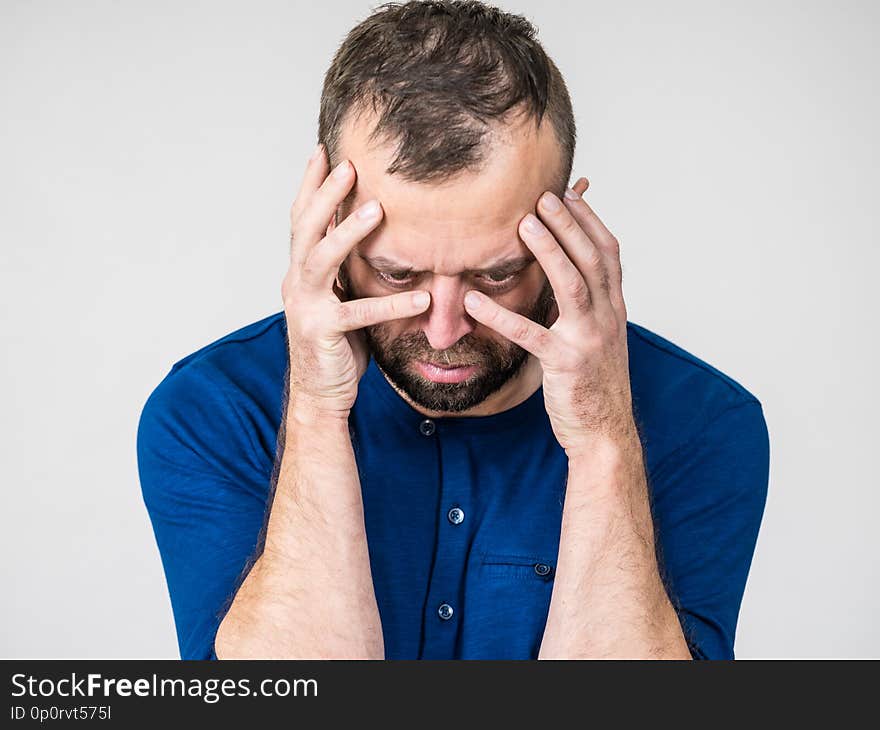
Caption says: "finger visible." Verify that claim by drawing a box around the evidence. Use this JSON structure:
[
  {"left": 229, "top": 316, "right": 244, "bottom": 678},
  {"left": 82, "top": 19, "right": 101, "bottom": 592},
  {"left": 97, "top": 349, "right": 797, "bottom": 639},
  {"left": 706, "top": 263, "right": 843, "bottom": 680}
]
[
  {"left": 305, "top": 199, "right": 384, "bottom": 289},
  {"left": 291, "top": 158, "right": 357, "bottom": 265},
  {"left": 561, "top": 185, "right": 625, "bottom": 315},
  {"left": 535, "top": 192, "right": 614, "bottom": 317},
  {"left": 562, "top": 185, "right": 617, "bottom": 256},
  {"left": 289, "top": 143, "right": 330, "bottom": 234},
  {"left": 463, "top": 291, "right": 553, "bottom": 360},
  {"left": 517, "top": 212, "right": 594, "bottom": 320},
  {"left": 572, "top": 176, "right": 589, "bottom": 196},
  {"left": 334, "top": 290, "right": 431, "bottom": 333}
]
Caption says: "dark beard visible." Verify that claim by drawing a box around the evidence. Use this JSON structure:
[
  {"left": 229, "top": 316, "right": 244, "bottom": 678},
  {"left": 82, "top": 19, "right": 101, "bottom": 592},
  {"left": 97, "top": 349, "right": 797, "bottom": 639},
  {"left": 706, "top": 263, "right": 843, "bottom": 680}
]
[{"left": 338, "top": 264, "right": 556, "bottom": 413}]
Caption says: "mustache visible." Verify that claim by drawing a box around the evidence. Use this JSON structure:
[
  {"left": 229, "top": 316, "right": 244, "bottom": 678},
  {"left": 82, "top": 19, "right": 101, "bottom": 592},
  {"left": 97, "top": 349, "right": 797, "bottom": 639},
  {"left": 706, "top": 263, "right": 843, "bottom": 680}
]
[{"left": 390, "top": 331, "right": 493, "bottom": 364}]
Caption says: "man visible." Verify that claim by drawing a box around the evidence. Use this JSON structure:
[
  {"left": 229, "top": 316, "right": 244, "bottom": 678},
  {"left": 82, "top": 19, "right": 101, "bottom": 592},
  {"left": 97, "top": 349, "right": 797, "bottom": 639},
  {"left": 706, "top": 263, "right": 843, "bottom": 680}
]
[{"left": 137, "top": 0, "right": 769, "bottom": 660}]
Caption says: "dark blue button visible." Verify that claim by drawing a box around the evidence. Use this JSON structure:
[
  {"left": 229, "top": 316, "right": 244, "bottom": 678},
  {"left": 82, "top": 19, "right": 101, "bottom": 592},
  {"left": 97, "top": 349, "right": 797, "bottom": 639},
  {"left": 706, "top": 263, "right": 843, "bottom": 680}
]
[
  {"left": 447, "top": 506, "right": 465, "bottom": 525},
  {"left": 419, "top": 419, "right": 436, "bottom": 436},
  {"left": 437, "top": 603, "right": 454, "bottom": 620},
  {"left": 534, "top": 563, "right": 552, "bottom": 577}
]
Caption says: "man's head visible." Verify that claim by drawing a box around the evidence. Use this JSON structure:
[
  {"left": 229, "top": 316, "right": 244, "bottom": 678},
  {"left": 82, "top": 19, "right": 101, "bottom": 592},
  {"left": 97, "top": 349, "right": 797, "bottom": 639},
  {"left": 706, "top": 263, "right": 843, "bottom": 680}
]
[{"left": 318, "top": 0, "right": 576, "bottom": 414}]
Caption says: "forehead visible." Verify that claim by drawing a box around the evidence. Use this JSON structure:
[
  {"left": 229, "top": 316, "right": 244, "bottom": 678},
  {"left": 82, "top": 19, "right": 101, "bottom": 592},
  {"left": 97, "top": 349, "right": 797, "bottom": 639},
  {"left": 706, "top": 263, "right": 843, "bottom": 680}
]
[{"left": 337, "top": 109, "right": 563, "bottom": 275}]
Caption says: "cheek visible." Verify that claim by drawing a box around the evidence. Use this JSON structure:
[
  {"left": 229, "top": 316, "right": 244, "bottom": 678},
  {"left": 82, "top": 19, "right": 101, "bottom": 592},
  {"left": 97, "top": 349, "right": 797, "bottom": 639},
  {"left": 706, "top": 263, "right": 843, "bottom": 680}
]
[{"left": 367, "top": 318, "right": 412, "bottom": 347}]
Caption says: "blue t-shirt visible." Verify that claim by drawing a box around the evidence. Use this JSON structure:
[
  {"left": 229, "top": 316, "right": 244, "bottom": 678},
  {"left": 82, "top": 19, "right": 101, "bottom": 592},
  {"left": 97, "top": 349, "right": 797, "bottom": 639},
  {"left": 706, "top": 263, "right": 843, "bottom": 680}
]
[{"left": 136, "top": 312, "right": 769, "bottom": 660}]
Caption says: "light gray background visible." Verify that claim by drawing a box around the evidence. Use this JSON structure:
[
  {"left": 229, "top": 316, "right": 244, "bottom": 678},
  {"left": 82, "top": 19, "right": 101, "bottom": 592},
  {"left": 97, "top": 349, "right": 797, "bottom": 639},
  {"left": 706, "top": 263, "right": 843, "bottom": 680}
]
[{"left": 2, "top": 0, "right": 877, "bottom": 658}]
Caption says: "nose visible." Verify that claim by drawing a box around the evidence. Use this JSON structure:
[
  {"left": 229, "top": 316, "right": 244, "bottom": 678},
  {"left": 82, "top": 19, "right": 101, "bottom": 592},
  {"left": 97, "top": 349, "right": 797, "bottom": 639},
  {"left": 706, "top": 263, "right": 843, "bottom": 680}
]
[{"left": 416, "top": 276, "right": 477, "bottom": 352}]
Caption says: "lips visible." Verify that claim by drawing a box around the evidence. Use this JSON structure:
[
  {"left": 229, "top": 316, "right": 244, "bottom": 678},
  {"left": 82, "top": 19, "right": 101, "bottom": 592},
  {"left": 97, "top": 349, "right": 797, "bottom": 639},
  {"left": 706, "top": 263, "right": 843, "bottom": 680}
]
[{"left": 415, "top": 360, "right": 479, "bottom": 384}]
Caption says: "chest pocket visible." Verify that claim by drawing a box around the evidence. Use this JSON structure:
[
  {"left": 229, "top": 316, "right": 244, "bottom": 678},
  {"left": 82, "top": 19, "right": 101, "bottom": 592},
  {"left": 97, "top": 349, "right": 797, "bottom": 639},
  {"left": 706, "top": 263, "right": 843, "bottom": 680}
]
[{"left": 460, "top": 551, "right": 556, "bottom": 659}]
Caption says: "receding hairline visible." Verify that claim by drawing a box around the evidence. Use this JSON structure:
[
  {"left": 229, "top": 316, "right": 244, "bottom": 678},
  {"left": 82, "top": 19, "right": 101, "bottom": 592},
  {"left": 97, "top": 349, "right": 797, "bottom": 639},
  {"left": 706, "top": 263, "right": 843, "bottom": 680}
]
[{"left": 335, "top": 104, "right": 568, "bottom": 220}]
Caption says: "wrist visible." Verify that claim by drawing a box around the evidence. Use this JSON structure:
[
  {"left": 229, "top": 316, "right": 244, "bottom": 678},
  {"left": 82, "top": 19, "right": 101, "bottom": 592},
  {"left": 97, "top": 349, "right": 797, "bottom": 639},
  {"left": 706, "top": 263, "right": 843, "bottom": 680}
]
[
  {"left": 566, "top": 433, "right": 638, "bottom": 471},
  {"left": 564, "top": 430, "right": 648, "bottom": 512},
  {"left": 287, "top": 395, "right": 351, "bottom": 429}
]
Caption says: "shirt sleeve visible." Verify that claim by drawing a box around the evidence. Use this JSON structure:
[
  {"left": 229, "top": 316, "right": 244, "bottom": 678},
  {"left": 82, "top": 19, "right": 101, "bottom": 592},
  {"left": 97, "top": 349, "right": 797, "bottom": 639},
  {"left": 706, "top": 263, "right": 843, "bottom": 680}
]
[
  {"left": 136, "top": 362, "right": 272, "bottom": 660},
  {"left": 648, "top": 399, "right": 770, "bottom": 659}
]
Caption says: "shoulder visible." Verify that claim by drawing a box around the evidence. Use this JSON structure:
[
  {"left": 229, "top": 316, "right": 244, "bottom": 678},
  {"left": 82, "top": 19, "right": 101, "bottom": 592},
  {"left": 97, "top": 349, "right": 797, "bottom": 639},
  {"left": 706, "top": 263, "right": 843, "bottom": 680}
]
[
  {"left": 625, "top": 320, "right": 767, "bottom": 468},
  {"left": 165, "top": 311, "right": 288, "bottom": 385},
  {"left": 137, "top": 312, "right": 288, "bottom": 489}
]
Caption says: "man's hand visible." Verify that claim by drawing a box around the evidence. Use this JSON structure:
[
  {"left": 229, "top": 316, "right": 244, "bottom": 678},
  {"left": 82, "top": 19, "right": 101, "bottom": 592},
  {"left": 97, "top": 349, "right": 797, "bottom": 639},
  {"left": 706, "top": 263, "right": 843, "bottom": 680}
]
[
  {"left": 462, "top": 177, "right": 636, "bottom": 459},
  {"left": 283, "top": 143, "right": 432, "bottom": 420},
  {"left": 216, "top": 144, "right": 414, "bottom": 660},
  {"left": 465, "top": 178, "right": 690, "bottom": 658}
]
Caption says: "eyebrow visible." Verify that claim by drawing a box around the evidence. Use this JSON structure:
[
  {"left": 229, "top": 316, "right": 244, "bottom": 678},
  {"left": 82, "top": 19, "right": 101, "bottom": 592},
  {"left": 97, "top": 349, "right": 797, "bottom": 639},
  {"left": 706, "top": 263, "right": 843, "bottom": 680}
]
[{"left": 358, "top": 253, "right": 537, "bottom": 276}]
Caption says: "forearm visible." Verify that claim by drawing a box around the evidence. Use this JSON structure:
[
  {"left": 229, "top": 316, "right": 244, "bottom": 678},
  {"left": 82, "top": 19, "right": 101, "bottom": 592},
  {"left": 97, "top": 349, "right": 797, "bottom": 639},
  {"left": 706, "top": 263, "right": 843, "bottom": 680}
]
[
  {"left": 215, "top": 402, "right": 383, "bottom": 659},
  {"left": 539, "top": 433, "right": 690, "bottom": 659}
]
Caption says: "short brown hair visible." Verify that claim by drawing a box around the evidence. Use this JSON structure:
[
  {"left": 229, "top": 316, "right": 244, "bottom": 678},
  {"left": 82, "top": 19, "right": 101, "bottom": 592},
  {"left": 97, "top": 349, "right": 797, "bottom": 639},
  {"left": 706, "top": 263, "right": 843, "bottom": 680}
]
[{"left": 318, "top": 0, "right": 576, "bottom": 193}]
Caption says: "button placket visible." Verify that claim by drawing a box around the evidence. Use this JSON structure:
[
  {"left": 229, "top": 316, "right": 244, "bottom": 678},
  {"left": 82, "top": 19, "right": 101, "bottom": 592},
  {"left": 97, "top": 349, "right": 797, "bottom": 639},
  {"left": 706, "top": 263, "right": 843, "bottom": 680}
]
[{"left": 419, "top": 425, "right": 470, "bottom": 658}]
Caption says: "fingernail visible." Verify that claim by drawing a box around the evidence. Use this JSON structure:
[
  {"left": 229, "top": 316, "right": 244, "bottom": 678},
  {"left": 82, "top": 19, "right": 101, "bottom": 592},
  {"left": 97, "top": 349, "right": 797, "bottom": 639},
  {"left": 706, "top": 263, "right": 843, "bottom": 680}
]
[
  {"left": 332, "top": 159, "right": 351, "bottom": 178},
  {"left": 564, "top": 187, "right": 581, "bottom": 200},
  {"left": 413, "top": 291, "right": 430, "bottom": 307},
  {"left": 464, "top": 291, "right": 482, "bottom": 309},
  {"left": 310, "top": 142, "right": 323, "bottom": 161},
  {"left": 540, "top": 192, "right": 561, "bottom": 212},
  {"left": 357, "top": 199, "right": 380, "bottom": 220},
  {"left": 524, "top": 213, "right": 545, "bottom": 233}
]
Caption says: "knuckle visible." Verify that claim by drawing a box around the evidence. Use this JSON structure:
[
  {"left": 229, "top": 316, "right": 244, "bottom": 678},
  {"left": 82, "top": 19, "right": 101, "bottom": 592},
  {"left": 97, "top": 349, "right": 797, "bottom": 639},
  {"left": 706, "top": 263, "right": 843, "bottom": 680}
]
[
  {"left": 334, "top": 300, "right": 354, "bottom": 328},
  {"left": 289, "top": 203, "right": 301, "bottom": 228},
  {"left": 299, "top": 257, "right": 321, "bottom": 280},
  {"left": 582, "top": 330, "right": 602, "bottom": 353},
  {"left": 354, "top": 299, "right": 373, "bottom": 323},
  {"left": 576, "top": 289, "right": 593, "bottom": 313},
  {"left": 511, "top": 321, "right": 532, "bottom": 342},
  {"left": 387, "top": 294, "right": 406, "bottom": 317},
  {"left": 559, "top": 216, "right": 579, "bottom": 237},
  {"left": 338, "top": 298, "right": 371, "bottom": 328},
  {"left": 600, "top": 309, "right": 620, "bottom": 333},
  {"left": 552, "top": 246, "right": 573, "bottom": 270},
  {"left": 566, "top": 274, "right": 588, "bottom": 300},
  {"left": 332, "top": 218, "right": 359, "bottom": 246},
  {"left": 281, "top": 275, "right": 301, "bottom": 306},
  {"left": 290, "top": 195, "right": 314, "bottom": 229},
  {"left": 566, "top": 279, "right": 592, "bottom": 312},
  {"left": 481, "top": 302, "right": 500, "bottom": 323},
  {"left": 584, "top": 247, "right": 603, "bottom": 270},
  {"left": 533, "top": 327, "right": 551, "bottom": 347}
]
